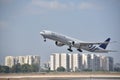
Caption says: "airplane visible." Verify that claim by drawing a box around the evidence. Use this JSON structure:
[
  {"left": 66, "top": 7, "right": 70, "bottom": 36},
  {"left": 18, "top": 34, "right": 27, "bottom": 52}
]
[{"left": 40, "top": 30, "right": 115, "bottom": 53}]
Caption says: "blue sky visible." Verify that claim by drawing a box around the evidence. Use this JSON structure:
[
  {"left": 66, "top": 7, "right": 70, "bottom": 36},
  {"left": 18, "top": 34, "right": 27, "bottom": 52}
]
[{"left": 0, "top": 0, "right": 120, "bottom": 65}]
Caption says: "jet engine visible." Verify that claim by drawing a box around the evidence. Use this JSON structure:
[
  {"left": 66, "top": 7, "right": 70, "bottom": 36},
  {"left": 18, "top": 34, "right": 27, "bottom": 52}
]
[{"left": 55, "top": 41, "right": 64, "bottom": 47}]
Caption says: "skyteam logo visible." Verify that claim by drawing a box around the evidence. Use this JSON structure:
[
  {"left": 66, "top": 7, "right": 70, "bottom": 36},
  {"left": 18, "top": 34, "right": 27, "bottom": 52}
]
[{"left": 88, "top": 45, "right": 99, "bottom": 52}]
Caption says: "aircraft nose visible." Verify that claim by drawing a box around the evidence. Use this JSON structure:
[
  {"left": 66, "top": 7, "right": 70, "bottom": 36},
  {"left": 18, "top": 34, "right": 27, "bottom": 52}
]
[{"left": 40, "top": 31, "right": 44, "bottom": 35}]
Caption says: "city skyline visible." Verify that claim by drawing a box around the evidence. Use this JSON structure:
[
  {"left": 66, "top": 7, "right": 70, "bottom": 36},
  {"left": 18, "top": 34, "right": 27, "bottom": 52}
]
[
  {"left": 1, "top": 52, "right": 119, "bottom": 66},
  {"left": 4, "top": 53, "right": 114, "bottom": 72},
  {"left": 0, "top": 0, "right": 120, "bottom": 65}
]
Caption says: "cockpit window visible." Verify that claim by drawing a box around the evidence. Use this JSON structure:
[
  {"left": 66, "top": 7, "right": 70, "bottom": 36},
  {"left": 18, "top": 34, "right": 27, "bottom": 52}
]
[
  {"left": 51, "top": 32, "right": 55, "bottom": 35},
  {"left": 42, "top": 30, "right": 52, "bottom": 34}
]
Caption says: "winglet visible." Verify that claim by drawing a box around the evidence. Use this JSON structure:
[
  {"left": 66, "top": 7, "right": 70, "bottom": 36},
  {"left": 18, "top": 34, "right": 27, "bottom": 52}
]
[{"left": 99, "top": 38, "right": 111, "bottom": 49}]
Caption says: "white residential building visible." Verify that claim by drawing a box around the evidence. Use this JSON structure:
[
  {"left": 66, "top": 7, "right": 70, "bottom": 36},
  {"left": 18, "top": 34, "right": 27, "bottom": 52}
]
[
  {"left": 61, "top": 53, "right": 69, "bottom": 71},
  {"left": 108, "top": 57, "right": 114, "bottom": 71},
  {"left": 50, "top": 54, "right": 55, "bottom": 70},
  {"left": 5, "top": 56, "right": 15, "bottom": 67},
  {"left": 69, "top": 54, "right": 73, "bottom": 71},
  {"left": 28, "top": 55, "right": 33, "bottom": 65},
  {"left": 95, "top": 55, "right": 100, "bottom": 71},
  {"left": 50, "top": 53, "right": 69, "bottom": 71},
  {"left": 18, "top": 56, "right": 25, "bottom": 65},
  {"left": 82, "top": 54, "right": 88, "bottom": 69},
  {"left": 100, "top": 56, "right": 114, "bottom": 71},
  {"left": 87, "top": 54, "right": 91, "bottom": 70},
  {"left": 32, "top": 56, "right": 40, "bottom": 66},
  {"left": 89, "top": 54, "right": 100, "bottom": 71},
  {"left": 54, "top": 53, "right": 61, "bottom": 70},
  {"left": 69, "top": 53, "right": 81, "bottom": 71}
]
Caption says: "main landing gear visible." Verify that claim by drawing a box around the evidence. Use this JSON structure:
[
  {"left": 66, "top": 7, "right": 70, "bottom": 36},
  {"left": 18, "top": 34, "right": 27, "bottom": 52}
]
[
  {"left": 77, "top": 49, "right": 83, "bottom": 52},
  {"left": 67, "top": 46, "right": 73, "bottom": 52}
]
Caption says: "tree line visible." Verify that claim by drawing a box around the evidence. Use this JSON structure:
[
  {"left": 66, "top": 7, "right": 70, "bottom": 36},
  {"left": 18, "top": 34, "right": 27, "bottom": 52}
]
[
  {"left": 1, "top": 64, "right": 120, "bottom": 73},
  {"left": 0, "top": 63, "right": 39, "bottom": 73}
]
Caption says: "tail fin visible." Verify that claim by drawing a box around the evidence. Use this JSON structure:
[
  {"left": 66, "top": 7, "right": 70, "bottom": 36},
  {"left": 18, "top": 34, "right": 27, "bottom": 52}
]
[{"left": 99, "top": 38, "right": 111, "bottom": 49}]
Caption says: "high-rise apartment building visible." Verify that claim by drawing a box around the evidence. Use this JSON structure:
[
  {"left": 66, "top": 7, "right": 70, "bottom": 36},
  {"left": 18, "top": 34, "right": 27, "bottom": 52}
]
[
  {"left": 32, "top": 56, "right": 40, "bottom": 66},
  {"left": 100, "top": 56, "right": 114, "bottom": 71},
  {"left": 82, "top": 54, "right": 88, "bottom": 69},
  {"left": 18, "top": 56, "right": 25, "bottom": 65},
  {"left": 50, "top": 53, "right": 69, "bottom": 71},
  {"left": 69, "top": 54, "right": 73, "bottom": 71},
  {"left": 60, "top": 53, "right": 69, "bottom": 71},
  {"left": 71, "top": 54, "right": 81, "bottom": 71},
  {"left": 5, "top": 56, "right": 15, "bottom": 67},
  {"left": 108, "top": 57, "right": 114, "bottom": 71},
  {"left": 94, "top": 55, "right": 100, "bottom": 71},
  {"left": 54, "top": 53, "right": 61, "bottom": 70},
  {"left": 50, "top": 54, "right": 55, "bottom": 71},
  {"left": 50, "top": 53, "right": 81, "bottom": 71}
]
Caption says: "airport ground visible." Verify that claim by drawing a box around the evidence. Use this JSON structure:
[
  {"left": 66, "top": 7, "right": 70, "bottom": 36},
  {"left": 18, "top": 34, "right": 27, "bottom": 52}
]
[{"left": 0, "top": 72, "right": 120, "bottom": 80}]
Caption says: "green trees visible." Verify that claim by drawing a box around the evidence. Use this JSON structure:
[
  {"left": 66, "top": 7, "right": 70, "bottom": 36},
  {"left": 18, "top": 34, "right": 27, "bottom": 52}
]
[
  {"left": 57, "top": 66, "right": 65, "bottom": 72},
  {"left": 0, "top": 64, "right": 40, "bottom": 73},
  {"left": 11, "top": 63, "right": 21, "bottom": 73},
  {"left": 0, "top": 65, "right": 10, "bottom": 73},
  {"left": 21, "top": 64, "right": 31, "bottom": 72},
  {"left": 21, "top": 64, "right": 39, "bottom": 72},
  {"left": 114, "top": 67, "right": 120, "bottom": 72},
  {"left": 31, "top": 64, "right": 40, "bottom": 72}
]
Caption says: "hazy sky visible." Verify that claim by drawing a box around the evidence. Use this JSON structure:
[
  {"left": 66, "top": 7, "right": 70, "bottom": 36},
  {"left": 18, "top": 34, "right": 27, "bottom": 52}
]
[{"left": 0, "top": 0, "right": 120, "bottom": 65}]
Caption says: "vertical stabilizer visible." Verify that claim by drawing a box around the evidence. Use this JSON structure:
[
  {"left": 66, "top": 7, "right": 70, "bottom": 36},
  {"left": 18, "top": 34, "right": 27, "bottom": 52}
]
[{"left": 99, "top": 38, "right": 111, "bottom": 49}]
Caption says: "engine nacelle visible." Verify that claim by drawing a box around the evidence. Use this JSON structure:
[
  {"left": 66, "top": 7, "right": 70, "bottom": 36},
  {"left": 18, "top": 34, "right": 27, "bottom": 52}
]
[{"left": 55, "top": 41, "right": 64, "bottom": 47}]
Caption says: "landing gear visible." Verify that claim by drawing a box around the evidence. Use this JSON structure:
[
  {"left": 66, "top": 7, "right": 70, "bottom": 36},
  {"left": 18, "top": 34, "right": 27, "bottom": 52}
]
[
  {"left": 44, "top": 39, "right": 46, "bottom": 42},
  {"left": 67, "top": 46, "right": 73, "bottom": 52},
  {"left": 43, "top": 37, "right": 46, "bottom": 42},
  {"left": 77, "top": 49, "right": 83, "bottom": 52},
  {"left": 67, "top": 48, "right": 73, "bottom": 52}
]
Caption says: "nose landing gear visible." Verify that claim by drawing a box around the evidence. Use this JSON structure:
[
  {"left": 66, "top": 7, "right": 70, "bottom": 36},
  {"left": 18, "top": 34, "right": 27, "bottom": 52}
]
[{"left": 44, "top": 39, "right": 46, "bottom": 42}]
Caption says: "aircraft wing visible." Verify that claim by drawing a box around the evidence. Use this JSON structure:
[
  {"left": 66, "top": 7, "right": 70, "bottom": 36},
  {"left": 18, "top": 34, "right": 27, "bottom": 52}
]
[
  {"left": 79, "top": 42, "right": 108, "bottom": 46},
  {"left": 93, "top": 49, "right": 117, "bottom": 53},
  {"left": 104, "top": 50, "right": 118, "bottom": 52}
]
